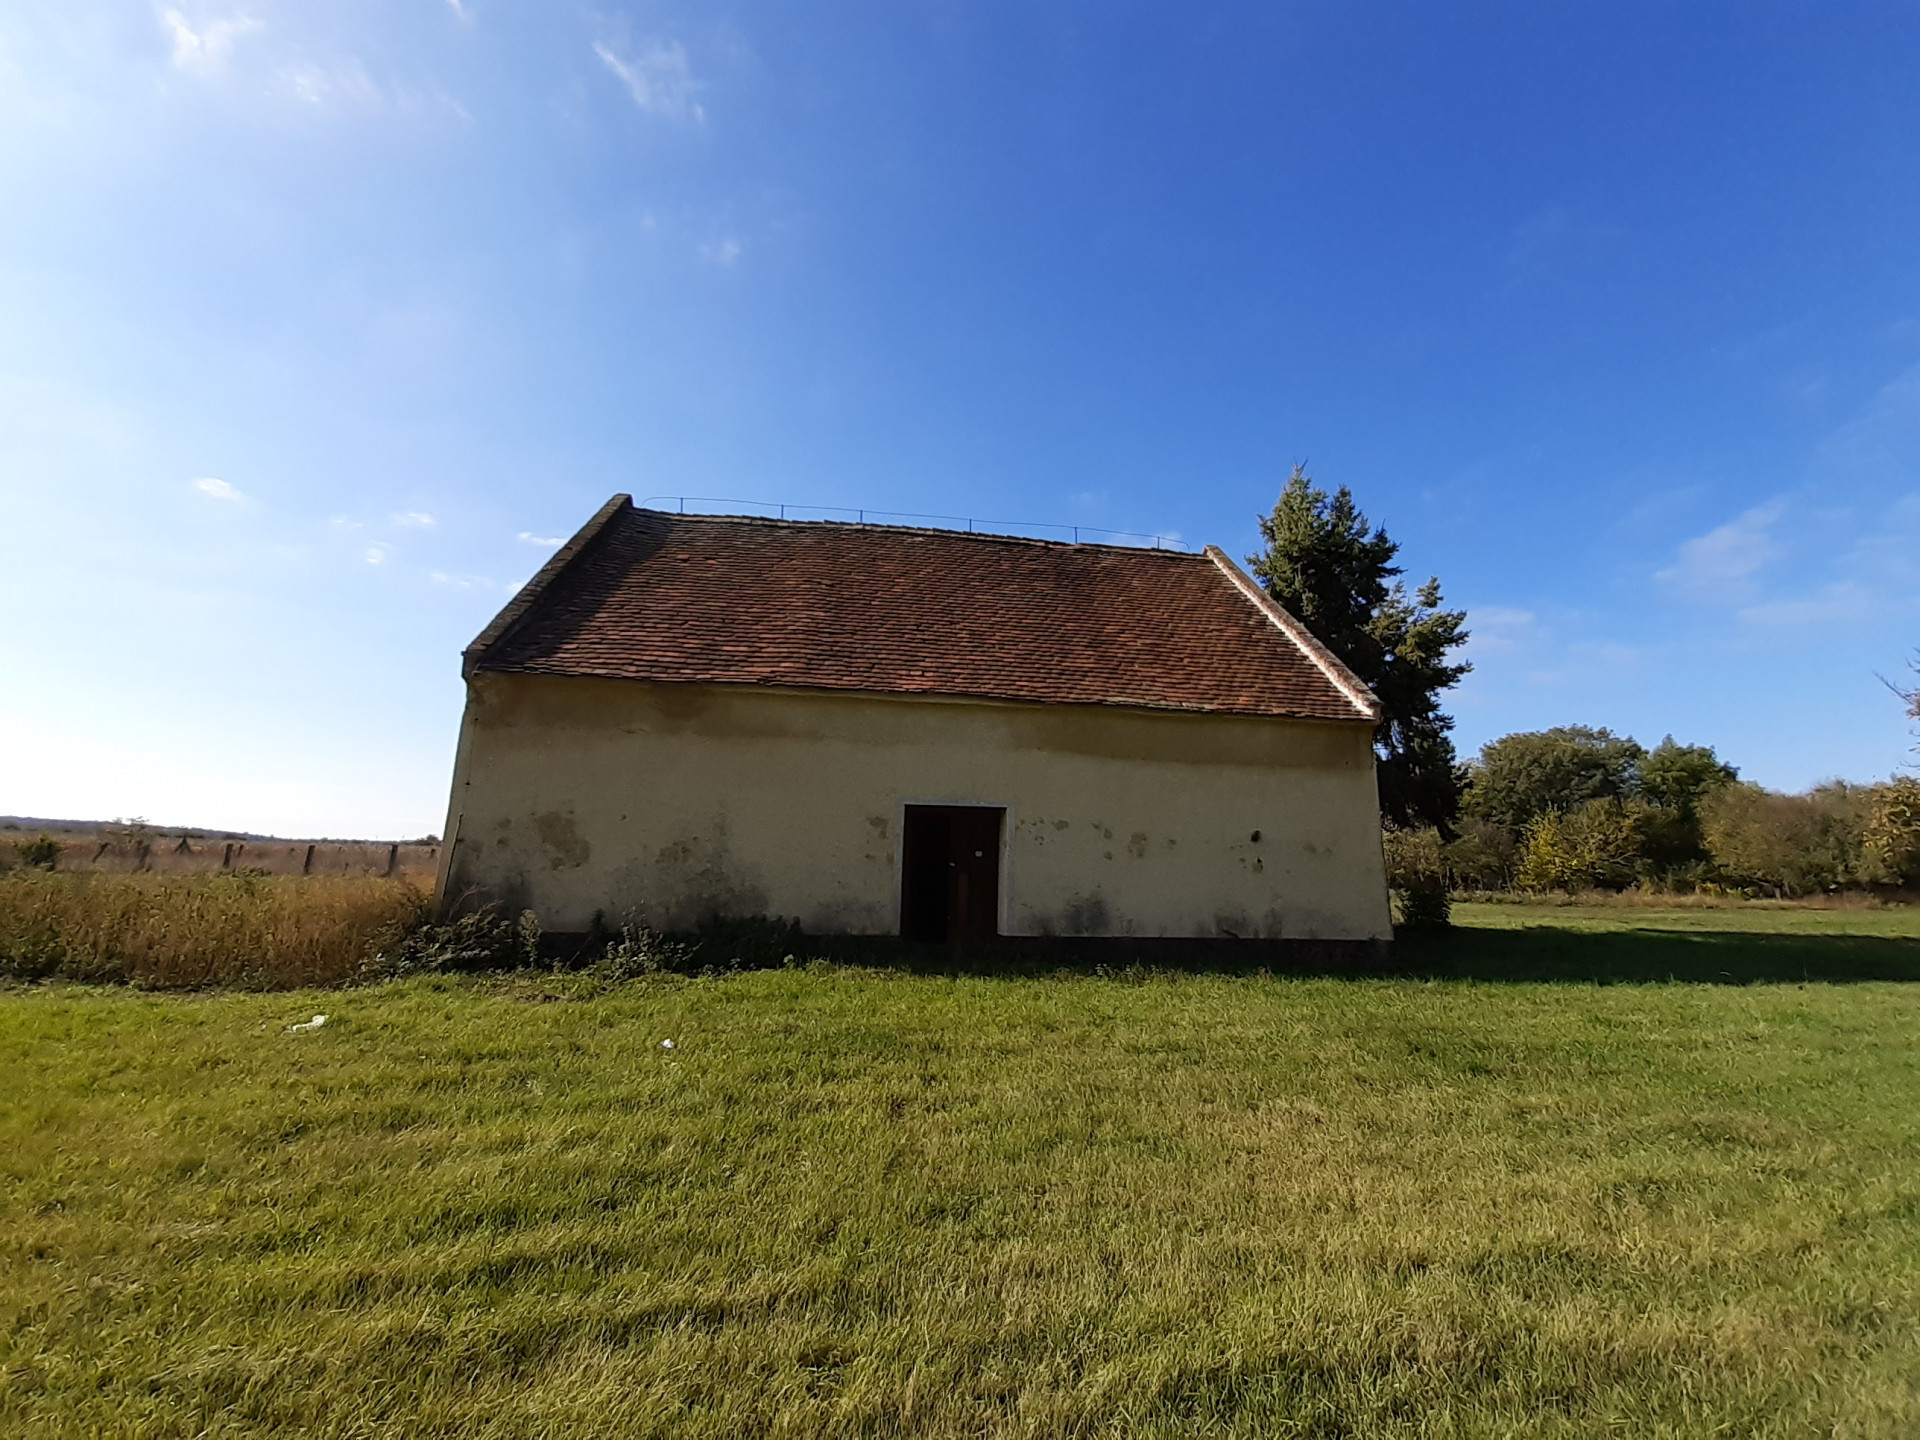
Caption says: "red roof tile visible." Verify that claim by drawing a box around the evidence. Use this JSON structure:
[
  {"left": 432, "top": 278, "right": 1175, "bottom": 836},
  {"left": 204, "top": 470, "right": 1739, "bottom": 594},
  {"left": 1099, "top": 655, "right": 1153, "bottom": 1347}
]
[{"left": 467, "top": 499, "right": 1378, "bottom": 723}]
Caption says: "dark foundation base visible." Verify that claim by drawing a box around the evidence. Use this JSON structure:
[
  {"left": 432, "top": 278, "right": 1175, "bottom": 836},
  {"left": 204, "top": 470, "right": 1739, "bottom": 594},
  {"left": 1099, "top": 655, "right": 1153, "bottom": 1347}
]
[{"left": 537, "top": 929, "right": 1393, "bottom": 974}]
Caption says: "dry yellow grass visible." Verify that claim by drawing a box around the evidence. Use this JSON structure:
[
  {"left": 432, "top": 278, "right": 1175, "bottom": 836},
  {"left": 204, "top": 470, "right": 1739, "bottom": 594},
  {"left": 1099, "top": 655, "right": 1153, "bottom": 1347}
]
[{"left": 0, "top": 871, "right": 429, "bottom": 988}]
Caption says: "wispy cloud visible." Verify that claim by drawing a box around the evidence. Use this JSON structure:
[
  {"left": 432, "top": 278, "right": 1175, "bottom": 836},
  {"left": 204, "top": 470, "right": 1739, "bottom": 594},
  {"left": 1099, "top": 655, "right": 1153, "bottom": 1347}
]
[
  {"left": 445, "top": 0, "right": 472, "bottom": 21},
  {"left": 517, "top": 532, "right": 563, "bottom": 548},
  {"left": 1502, "top": 203, "right": 1623, "bottom": 287},
  {"left": 363, "top": 545, "right": 388, "bottom": 565},
  {"left": 390, "top": 511, "right": 435, "bottom": 528},
  {"left": 161, "top": 8, "right": 260, "bottom": 74},
  {"left": 1730, "top": 491, "right": 1920, "bottom": 629},
  {"left": 192, "top": 476, "right": 244, "bottom": 502},
  {"left": 593, "top": 38, "right": 704, "bottom": 123},
  {"left": 1524, "top": 639, "right": 1641, "bottom": 689},
  {"left": 1652, "top": 370, "right": 1920, "bottom": 632},
  {"left": 429, "top": 571, "right": 491, "bottom": 589},
  {"left": 1739, "top": 581, "right": 1877, "bottom": 629},
  {"left": 1462, "top": 605, "right": 1537, "bottom": 655},
  {"left": 1656, "top": 499, "right": 1785, "bottom": 602},
  {"left": 277, "top": 60, "right": 381, "bottom": 109},
  {"left": 698, "top": 235, "right": 743, "bottom": 266}
]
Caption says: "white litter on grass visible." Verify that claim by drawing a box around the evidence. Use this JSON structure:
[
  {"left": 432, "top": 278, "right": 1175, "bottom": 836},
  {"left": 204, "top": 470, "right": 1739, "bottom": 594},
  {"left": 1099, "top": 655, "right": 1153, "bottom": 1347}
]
[
  {"left": 287, "top": 1014, "right": 328, "bottom": 1034},
  {"left": 660, "top": 1038, "right": 676, "bottom": 1050}
]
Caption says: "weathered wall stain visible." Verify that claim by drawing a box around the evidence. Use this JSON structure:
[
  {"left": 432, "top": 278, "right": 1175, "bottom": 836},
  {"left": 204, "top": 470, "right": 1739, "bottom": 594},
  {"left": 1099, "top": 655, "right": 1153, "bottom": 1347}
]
[
  {"left": 534, "top": 811, "right": 591, "bottom": 870},
  {"left": 1060, "top": 892, "right": 1112, "bottom": 936},
  {"left": 441, "top": 674, "right": 1391, "bottom": 939}
]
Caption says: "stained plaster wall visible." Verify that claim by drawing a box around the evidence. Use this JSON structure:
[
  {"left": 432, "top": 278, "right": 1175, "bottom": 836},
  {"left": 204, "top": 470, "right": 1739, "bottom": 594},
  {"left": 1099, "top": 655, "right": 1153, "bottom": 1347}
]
[{"left": 438, "top": 672, "right": 1391, "bottom": 941}]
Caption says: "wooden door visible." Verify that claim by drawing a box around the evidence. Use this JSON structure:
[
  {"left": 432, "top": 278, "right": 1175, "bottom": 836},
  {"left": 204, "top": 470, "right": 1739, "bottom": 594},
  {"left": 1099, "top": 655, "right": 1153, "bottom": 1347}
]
[{"left": 901, "top": 805, "right": 1003, "bottom": 942}]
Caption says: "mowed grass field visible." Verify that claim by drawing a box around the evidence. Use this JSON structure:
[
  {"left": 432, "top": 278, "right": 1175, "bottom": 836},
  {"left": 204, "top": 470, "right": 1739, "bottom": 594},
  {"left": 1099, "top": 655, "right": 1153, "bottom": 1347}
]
[{"left": 5, "top": 905, "right": 1920, "bottom": 1437}]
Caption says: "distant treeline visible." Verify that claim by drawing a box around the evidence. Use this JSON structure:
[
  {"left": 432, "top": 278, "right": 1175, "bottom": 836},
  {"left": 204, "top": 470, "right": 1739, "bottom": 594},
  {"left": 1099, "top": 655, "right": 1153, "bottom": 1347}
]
[{"left": 1388, "top": 726, "right": 1920, "bottom": 904}]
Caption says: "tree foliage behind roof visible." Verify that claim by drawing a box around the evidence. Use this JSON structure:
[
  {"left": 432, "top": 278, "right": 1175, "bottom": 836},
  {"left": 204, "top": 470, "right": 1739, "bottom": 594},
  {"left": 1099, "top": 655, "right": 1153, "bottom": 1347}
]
[
  {"left": 1639, "top": 737, "right": 1740, "bottom": 816},
  {"left": 1465, "top": 726, "right": 1647, "bottom": 831},
  {"left": 1464, "top": 727, "right": 1739, "bottom": 833},
  {"left": 1249, "top": 466, "right": 1471, "bottom": 833}
]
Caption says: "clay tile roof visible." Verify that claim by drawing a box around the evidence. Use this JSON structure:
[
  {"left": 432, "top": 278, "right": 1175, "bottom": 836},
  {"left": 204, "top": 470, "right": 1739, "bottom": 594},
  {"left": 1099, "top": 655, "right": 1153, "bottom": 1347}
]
[{"left": 466, "top": 497, "right": 1379, "bottom": 723}]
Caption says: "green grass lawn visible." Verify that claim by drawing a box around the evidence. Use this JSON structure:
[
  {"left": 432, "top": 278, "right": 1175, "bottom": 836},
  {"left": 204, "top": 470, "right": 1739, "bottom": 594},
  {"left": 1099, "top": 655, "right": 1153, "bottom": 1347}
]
[{"left": 5, "top": 905, "right": 1920, "bottom": 1437}]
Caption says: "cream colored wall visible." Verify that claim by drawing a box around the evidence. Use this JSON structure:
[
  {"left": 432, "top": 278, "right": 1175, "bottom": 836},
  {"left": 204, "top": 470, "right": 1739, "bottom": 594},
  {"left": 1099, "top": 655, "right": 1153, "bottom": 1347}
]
[{"left": 440, "top": 673, "right": 1391, "bottom": 941}]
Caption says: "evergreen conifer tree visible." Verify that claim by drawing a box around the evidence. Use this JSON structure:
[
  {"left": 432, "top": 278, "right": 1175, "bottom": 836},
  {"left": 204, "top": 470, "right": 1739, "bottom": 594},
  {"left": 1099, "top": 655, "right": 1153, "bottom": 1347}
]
[{"left": 1249, "top": 466, "right": 1470, "bottom": 832}]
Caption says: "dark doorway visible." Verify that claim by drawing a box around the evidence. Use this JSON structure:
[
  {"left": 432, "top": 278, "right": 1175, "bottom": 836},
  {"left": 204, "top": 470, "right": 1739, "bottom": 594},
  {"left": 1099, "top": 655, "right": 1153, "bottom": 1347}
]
[{"left": 901, "top": 805, "right": 1004, "bottom": 942}]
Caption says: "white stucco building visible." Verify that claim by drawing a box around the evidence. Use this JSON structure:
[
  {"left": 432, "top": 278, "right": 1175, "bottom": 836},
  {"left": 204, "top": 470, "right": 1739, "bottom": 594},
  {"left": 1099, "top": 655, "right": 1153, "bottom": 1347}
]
[{"left": 437, "top": 497, "right": 1391, "bottom": 948}]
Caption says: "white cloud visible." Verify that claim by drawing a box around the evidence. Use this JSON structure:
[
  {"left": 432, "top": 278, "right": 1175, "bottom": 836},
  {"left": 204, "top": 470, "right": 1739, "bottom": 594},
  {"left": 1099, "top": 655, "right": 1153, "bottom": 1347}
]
[
  {"left": 1656, "top": 499, "right": 1785, "bottom": 601},
  {"left": 430, "top": 571, "right": 491, "bottom": 589},
  {"left": 1462, "top": 604, "right": 1537, "bottom": 655},
  {"left": 278, "top": 61, "right": 380, "bottom": 109},
  {"left": 390, "top": 511, "right": 435, "bottom": 528},
  {"left": 698, "top": 236, "right": 743, "bottom": 266},
  {"left": 517, "top": 532, "right": 563, "bottom": 548},
  {"left": 363, "top": 545, "right": 388, "bottom": 565},
  {"left": 161, "top": 8, "right": 260, "bottom": 74},
  {"left": 445, "top": 0, "right": 472, "bottom": 21},
  {"left": 192, "top": 476, "right": 244, "bottom": 502},
  {"left": 1739, "top": 581, "right": 1877, "bottom": 629},
  {"left": 593, "top": 38, "right": 704, "bottom": 123}
]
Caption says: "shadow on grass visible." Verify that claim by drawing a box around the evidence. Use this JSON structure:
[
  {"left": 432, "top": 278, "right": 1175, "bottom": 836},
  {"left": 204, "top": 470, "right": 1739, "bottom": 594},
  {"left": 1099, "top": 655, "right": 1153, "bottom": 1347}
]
[
  {"left": 802, "top": 926, "right": 1920, "bottom": 986},
  {"left": 1383, "top": 924, "right": 1920, "bottom": 984}
]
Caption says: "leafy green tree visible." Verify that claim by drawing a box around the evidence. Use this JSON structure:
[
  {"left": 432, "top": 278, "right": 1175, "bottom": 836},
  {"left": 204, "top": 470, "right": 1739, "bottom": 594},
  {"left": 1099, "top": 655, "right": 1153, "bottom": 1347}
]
[
  {"left": 1636, "top": 736, "right": 1738, "bottom": 872},
  {"left": 1638, "top": 737, "right": 1738, "bottom": 815},
  {"left": 1464, "top": 726, "right": 1644, "bottom": 832},
  {"left": 1249, "top": 466, "right": 1470, "bottom": 832}
]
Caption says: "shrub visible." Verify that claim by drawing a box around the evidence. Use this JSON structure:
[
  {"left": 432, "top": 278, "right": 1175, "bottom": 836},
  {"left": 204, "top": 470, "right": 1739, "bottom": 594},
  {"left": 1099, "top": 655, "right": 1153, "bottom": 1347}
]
[
  {"left": 1637, "top": 802, "right": 1709, "bottom": 877},
  {"left": 1515, "top": 800, "right": 1646, "bottom": 892},
  {"left": 361, "top": 908, "right": 518, "bottom": 979},
  {"left": 1700, "top": 782, "right": 1876, "bottom": 896},
  {"left": 592, "top": 923, "right": 693, "bottom": 979},
  {"left": 1383, "top": 828, "right": 1451, "bottom": 928},
  {"left": 13, "top": 836, "right": 60, "bottom": 871},
  {"left": 1442, "top": 818, "right": 1518, "bottom": 891},
  {"left": 1864, "top": 777, "right": 1920, "bottom": 887},
  {"left": 360, "top": 908, "right": 701, "bottom": 983}
]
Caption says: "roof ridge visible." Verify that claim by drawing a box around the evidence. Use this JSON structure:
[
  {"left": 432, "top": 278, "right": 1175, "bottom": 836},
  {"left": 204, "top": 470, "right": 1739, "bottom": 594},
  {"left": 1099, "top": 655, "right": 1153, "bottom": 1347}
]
[
  {"left": 1203, "top": 547, "right": 1382, "bottom": 722},
  {"left": 636, "top": 506, "right": 1200, "bottom": 559}
]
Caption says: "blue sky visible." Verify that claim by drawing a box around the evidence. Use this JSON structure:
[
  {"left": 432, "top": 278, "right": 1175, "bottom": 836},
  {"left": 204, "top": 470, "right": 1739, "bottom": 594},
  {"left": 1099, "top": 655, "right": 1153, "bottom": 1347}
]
[{"left": 3, "top": 2, "right": 1917, "bottom": 838}]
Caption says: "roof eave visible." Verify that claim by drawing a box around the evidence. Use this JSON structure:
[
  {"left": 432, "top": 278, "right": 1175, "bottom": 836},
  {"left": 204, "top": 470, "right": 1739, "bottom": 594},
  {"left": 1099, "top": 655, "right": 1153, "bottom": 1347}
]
[
  {"left": 468, "top": 667, "right": 1370, "bottom": 722},
  {"left": 463, "top": 493, "right": 633, "bottom": 681},
  {"left": 1203, "top": 546, "right": 1383, "bottom": 723}
]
